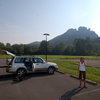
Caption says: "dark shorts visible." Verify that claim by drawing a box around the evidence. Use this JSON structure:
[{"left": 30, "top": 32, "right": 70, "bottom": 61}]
[{"left": 79, "top": 71, "right": 86, "bottom": 80}]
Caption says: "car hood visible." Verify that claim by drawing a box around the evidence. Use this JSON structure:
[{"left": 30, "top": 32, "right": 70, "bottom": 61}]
[{"left": 46, "top": 62, "right": 57, "bottom": 66}]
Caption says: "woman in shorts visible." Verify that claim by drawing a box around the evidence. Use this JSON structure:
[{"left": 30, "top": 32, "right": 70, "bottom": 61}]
[{"left": 78, "top": 57, "right": 87, "bottom": 88}]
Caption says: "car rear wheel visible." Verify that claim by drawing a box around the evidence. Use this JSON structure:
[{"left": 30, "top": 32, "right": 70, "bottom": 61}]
[
  {"left": 17, "top": 69, "right": 26, "bottom": 77},
  {"left": 48, "top": 67, "right": 55, "bottom": 74}
]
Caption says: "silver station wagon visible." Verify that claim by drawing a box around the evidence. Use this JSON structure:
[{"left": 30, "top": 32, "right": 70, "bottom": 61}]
[{"left": 6, "top": 56, "right": 58, "bottom": 76}]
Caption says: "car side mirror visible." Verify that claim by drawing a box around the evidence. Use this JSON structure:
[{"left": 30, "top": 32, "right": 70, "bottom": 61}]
[{"left": 43, "top": 61, "right": 46, "bottom": 63}]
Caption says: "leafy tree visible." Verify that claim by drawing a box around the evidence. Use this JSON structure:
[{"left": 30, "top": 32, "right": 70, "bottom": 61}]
[
  {"left": 38, "top": 41, "right": 47, "bottom": 55},
  {"left": 53, "top": 42, "right": 66, "bottom": 55},
  {"left": 24, "top": 45, "right": 38, "bottom": 55},
  {"left": 92, "top": 43, "right": 100, "bottom": 55},
  {"left": 0, "top": 42, "right": 5, "bottom": 49},
  {"left": 74, "top": 38, "right": 93, "bottom": 56},
  {"left": 5, "top": 43, "right": 13, "bottom": 52},
  {"left": 0, "top": 42, "right": 5, "bottom": 54},
  {"left": 64, "top": 45, "right": 74, "bottom": 55},
  {"left": 12, "top": 44, "right": 24, "bottom": 55}
]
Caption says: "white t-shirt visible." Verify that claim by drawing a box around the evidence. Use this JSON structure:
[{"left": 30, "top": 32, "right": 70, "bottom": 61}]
[{"left": 79, "top": 62, "right": 86, "bottom": 71}]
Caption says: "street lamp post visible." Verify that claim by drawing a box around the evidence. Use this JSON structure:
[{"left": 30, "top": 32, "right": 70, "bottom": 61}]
[{"left": 43, "top": 33, "right": 50, "bottom": 61}]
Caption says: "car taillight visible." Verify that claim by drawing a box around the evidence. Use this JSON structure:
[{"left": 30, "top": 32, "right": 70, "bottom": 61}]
[{"left": 9, "top": 65, "right": 12, "bottom": 68}]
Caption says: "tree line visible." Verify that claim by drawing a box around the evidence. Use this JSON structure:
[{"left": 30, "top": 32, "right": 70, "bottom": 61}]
[{"left": 0, "top": 38, "right": 100, "bottom": 56}]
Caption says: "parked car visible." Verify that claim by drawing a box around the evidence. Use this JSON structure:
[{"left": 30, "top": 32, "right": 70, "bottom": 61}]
[{"left": 6, "top": 56, "right": 58, "bottom": 76}]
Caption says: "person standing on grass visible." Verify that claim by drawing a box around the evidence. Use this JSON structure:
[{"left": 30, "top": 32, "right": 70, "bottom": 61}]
[{"left": 78, "top": 57, "right": 87, "bottom": 88}]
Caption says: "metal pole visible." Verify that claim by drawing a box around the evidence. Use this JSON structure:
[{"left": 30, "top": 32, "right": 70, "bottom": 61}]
[
  {"left": 46, "top": 35, "right": 47, "bottom": 61},
  {"left": 43, "top": 33, "right": 50, "bottom": 61}
]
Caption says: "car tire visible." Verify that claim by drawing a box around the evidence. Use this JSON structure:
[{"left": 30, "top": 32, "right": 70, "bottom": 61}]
[
  {"left": 17, "top": 69, "right": 26, "bottom": 77},
  {"left": 48, "top": 67, "right": 55, "bottom": 74}
]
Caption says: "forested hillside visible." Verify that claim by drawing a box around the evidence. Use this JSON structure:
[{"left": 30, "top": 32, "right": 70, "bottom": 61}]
[{"left": 49, "top": 26, "right": 98, "bottom": 45}]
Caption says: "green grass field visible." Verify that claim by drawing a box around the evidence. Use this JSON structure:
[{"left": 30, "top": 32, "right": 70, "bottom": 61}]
[
  {"left": 38, "top": 55, "right": 100, "bottom": 60},
  {"left": 49, "top": 60, "right": 100, "bottom": 83},
  {"left": 1, "top": 55, "right": 100, "bottom": 60},
  {"left": 0, "top": 55, "right": 12, "bottom": 59}
]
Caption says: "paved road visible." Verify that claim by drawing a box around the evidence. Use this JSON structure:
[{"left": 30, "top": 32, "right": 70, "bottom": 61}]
[{"left": 0, "top": 71, "right": 100, "bottom": 100}]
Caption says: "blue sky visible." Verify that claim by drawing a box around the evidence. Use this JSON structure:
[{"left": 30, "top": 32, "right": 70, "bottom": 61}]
[{"left": 0, "top": 0, "right": 100, "bottom": 44}]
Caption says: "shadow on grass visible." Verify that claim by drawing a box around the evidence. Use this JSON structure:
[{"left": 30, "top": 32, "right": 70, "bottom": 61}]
[{"left": 59, "top": 87, "right": 84, "bottom": 100}]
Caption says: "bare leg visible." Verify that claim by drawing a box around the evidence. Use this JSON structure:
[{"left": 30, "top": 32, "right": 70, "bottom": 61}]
[
  {"left": 83, "top": 71, "right": 87, "bottom": 88},
  {"left": 84, "top": 80, "right": 86, "bottom": 85},
  {"left": 84, "top": 80, "right": 87, "bottom": 88}
]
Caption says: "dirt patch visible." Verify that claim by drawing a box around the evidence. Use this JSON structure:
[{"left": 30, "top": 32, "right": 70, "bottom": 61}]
[
  {"left": 0, "top": 59, "right": 7, "bottom": 66},
  {"left": 86, "top": 60, "right": 100, "bottom": 68},
  {"left": 71, "top": 59, "right": 100, "bottom": 68}
]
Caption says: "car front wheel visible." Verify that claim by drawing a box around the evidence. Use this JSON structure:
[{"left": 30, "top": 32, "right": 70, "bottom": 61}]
[{"left": 48, "top": 67, "right": 55, "bottom": 74}]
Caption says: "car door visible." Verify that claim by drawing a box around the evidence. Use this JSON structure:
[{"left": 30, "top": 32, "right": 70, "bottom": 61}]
[
  {"left": 14, "top": 57, "right": 25, "bottom": 70},
  {"left": 33, "top": 58, "right": 47, "bottom": 72},
  {"left": 24, "top": 57, "right": 34, "bottom": 72}
]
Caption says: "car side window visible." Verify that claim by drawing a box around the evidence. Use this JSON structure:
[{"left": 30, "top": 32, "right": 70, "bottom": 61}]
[
  {"left": 15, "top": 57, "right": 24, "bottom": 63},
  {"left": 24, "top": 58, "right": 31, "bottom": 63},
  {"left": 33, "top": 58, "right": 43, "bottom": 63}
]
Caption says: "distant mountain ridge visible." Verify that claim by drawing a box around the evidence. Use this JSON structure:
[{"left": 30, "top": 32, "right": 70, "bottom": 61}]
[
  {"left": 27, "top": 41, "right": 40, "bottom": 46},
  {"left": 28, "top": 26, "right": 99, "bottom": 46},
  {"left": 49, "top": 26, "right": 98, "bottom": 45}
]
